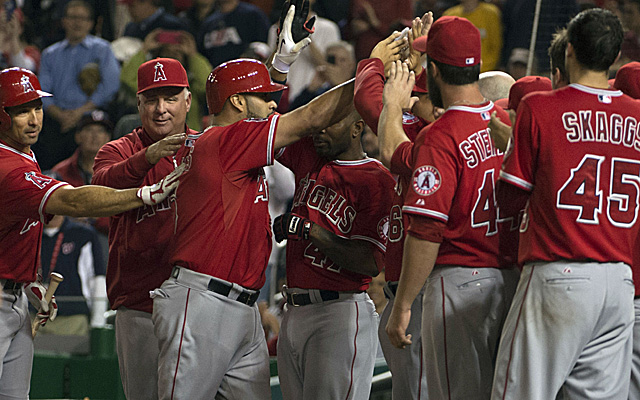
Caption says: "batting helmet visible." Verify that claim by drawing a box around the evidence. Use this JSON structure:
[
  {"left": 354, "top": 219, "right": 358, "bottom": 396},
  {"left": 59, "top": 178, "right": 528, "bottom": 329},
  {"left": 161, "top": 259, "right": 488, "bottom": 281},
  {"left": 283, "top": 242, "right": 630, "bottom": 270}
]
[
  {"left": 206, "top": 59, "right": 286, "bottom": 115},
  {"left": 0, "top": 68, "right": 52, "bottom": 131}
]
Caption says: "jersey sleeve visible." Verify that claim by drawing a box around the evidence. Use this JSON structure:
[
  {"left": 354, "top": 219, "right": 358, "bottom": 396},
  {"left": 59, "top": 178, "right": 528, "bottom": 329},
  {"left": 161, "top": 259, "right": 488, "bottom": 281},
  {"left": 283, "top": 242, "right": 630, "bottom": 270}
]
[
  {"left": 354, "top": 58, "right": 386, "bottom": 134},
  {"left": 218, "top": 114, "right": 279, "bottom": 172},
  {"left": 92, "top": 137, "right": 153, "bottom": 188},
  {"left": 390, "top": 140, "right": 414, "bottom": 176},
  {"left": 0, "top": 168, "right": 67, "bottom": 223},
  {"left": 499, "top": 99, "right": 537, "bottom": 192},
  {"left": 402, "top": 138, "right": 458, "bottom": 223}
]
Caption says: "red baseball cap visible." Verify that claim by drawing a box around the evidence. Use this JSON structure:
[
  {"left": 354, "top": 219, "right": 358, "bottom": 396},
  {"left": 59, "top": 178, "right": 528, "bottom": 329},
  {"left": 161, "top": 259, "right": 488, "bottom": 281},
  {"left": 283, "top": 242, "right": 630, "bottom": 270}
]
[
  {"left": 137, "top": 58, "right": 189, "bottom": 94},
  {"left": 413, "top": 16, "right": 481, "bottom": 68},
  {"left": 495, "top": 97, "right": 509, "bottom": 109},
  {"left": 613, "top": 61, "right": 640, "bottom": 99},
  {"left": 508, "top": 76, "right": 552, "bottom": 111},
  {"left": 413, "top": 69, "right": 428, "bottom": 93}
]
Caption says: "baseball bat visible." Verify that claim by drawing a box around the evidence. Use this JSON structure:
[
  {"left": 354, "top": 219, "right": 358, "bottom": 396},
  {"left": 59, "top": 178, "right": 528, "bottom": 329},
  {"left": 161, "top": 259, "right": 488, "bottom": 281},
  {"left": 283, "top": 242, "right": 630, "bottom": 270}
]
[{"left": 31, "top": 272, "right": 64, "bottom": 338}]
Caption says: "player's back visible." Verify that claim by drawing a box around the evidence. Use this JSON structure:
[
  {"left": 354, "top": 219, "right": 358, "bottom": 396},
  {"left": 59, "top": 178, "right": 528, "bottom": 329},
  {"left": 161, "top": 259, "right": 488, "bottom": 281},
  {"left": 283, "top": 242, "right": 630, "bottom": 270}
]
[{"left": 503, "top": 84, "right": 640, "bottom": 265}]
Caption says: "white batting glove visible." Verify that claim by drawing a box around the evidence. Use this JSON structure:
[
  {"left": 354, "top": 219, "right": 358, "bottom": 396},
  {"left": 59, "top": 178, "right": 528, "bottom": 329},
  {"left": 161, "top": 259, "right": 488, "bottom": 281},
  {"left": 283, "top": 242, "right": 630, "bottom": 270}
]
[
  {"left": 137, "top": 162, "right": 186, "bottom": 206},
  {"left": 273, "top": 5, "right": 313, "bottom": 73},
  {"left": 25, "top": 281, "right": 58, "bottom": 325}
]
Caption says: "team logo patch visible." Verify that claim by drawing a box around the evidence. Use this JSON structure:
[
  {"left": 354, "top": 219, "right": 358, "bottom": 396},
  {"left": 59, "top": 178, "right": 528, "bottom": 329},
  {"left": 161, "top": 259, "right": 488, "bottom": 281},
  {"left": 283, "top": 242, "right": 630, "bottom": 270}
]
[
  {"left": 24, "top": 171, "right": 52, "bottom": 189},
  {"left": 62, "top": 242, "right": 75, "bottom": 255},
  {"left": 412, "top": 165, "right": 441, "bottom": 196},
  {"left": 378, "top": 216, "right": 389, "bottom": 242},
  {"left": 154, "top": 62, "right": 167, "bottom": 82},
  {"left": 20, "top": 75, "right": 35, "bottom": 93}
]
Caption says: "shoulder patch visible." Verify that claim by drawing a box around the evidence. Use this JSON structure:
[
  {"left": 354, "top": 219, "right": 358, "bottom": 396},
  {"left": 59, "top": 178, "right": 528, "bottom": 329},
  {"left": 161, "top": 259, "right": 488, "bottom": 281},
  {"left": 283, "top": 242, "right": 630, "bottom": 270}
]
[
  {"left": 412, "top": 165, "right": 441, "bottom": 196},
  {"left": 24, "top": 172, "right": 52, "bottom": 189},
  {"left": 378, "top": 216, "right": 389, "bottom": 243},
  {"left": 402, "top": 112, "right": 419, "bottom": 125}
]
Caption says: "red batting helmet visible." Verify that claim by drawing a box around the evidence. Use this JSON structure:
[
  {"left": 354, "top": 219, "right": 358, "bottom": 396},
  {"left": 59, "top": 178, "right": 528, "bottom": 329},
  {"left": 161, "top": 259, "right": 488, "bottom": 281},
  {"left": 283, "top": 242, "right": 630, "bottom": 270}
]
[
  {"left": 0, "top": 68, "right": 52, "bottom": 130},
  {"left": 206, "top": 59, "right": 286, "bottom": 115}
]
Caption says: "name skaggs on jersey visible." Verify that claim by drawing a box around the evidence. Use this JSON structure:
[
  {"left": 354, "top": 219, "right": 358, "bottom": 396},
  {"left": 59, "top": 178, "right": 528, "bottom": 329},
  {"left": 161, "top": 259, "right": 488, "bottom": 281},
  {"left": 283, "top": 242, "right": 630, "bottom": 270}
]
[
  {"left": 292, "top": 174, "right": 356, "bottom": 234},
  {"left": 459, "top": 128, "right": 504, "bottom": 168},
  {"left": 563, "top": 111, "right": 640, "bottom": 150}
]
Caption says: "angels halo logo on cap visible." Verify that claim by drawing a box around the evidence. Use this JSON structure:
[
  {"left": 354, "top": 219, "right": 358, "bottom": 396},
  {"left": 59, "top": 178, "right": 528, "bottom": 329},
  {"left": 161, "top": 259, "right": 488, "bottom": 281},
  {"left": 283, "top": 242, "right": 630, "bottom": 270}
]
[
  {"left": 20, "top": 75, "right": 34, "bottom": 93},
  {"left": 137, "top": 58, "right": 189, "bottom": 94},
  {"left": 154, "top": 62, "right": 168, "bottom": 82}
]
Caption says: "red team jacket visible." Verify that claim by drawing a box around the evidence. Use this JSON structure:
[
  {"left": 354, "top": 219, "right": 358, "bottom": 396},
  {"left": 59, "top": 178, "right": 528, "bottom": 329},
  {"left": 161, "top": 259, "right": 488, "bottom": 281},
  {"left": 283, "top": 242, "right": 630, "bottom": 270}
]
[
  {"left": 500, "top": 84, "right": 640, "bottom": 281},
  {"left": 92, "top": 126, "right": 198, "bottom": 313},
  {"left": 169, "top": 115, "right": 280, "bottom": 290},
  {"left": 393, "top": 102, "right": 515, "bottom": 269},
  {"left": 354, "top": 57, "right": 430, "bottom": 281},
  {"left": 277, "top": 137, "right": 395, "bottom": 292},
  {"left": 0, "top": 141, "right": 66, "bottom": 282}
]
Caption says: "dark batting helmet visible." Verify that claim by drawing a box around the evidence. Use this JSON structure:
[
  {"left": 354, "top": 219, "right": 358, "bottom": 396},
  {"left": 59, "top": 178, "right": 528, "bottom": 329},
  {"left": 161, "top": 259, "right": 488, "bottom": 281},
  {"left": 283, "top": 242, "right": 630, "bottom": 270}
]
[
  {"left": 206, "top": 59, "right": 286, "bottom": 115},
  {"left": 0, "top": 68, "right": 52, "bottom": 130}
]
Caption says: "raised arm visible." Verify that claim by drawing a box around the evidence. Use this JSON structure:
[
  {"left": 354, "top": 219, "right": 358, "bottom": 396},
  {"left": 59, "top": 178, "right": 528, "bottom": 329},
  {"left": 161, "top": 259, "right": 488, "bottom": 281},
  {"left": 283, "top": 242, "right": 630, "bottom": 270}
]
[{"left": 378, "top": 61, "right": 417, "bottom": 167}]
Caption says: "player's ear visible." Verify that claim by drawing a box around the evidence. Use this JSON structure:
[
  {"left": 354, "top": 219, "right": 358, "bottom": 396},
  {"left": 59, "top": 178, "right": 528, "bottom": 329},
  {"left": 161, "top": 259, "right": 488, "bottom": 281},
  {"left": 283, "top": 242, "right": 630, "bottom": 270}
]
[
  {"left": 352, "top": 120, "right": 364, "bottom": 139},
  {"left": 228, "top": 94, "right": 245, "bottom": 113}
]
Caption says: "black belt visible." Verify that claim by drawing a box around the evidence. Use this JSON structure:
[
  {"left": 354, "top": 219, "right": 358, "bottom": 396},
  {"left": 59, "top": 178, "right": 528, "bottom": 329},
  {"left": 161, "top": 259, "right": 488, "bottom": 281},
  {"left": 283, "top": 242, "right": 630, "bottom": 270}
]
[
  {"left": 286, "top": 290, "right": 340, "bottom": 306},
  {"left": 384, "top": 282, "right": 398, "bottom": 299},
  {"left": 1, "top": 279, "right": 23, "bottom": 292},
  {"left": 207, "top": 279, "right": 260, "bottom": 307}
]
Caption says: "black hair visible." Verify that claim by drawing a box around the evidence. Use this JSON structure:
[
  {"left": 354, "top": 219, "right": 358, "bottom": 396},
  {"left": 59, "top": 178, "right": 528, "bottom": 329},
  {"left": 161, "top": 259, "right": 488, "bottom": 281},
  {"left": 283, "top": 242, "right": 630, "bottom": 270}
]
[
  {"left": 429, "top": 58, "right": 480, "bottom": 85},
  {"left": 64, "top": 0, "right": 95, "bottom": 20},
  {"left": 567, "top": 8, "right": 623, "bottom": 72},
  {"left": 548, "top": 28, "right": 568, "bottom": 77}
]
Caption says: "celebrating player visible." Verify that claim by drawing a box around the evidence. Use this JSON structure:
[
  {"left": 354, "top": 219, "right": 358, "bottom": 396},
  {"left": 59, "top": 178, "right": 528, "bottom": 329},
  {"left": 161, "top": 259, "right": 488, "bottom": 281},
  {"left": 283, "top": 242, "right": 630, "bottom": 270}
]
[
  {"left": 381, "top": 16, "right": 520, "bottom": 400},
  {"left": 0, "top": 67, "right": 182, "bottom": 399},
  {"left": 149, "top": 4, "right": 359, "bottom": 399},
  {"left": 352, "top": 14, "right": 434, "bottom": 400},
  {"left": 91, "top": 57, "right": 198, "bottom": 400},
  {"left": 273, "top": 108, "right": 395, "bottom": 400},
  {"left": 491, "top": 8, "right": 639, "bottom": 399}
]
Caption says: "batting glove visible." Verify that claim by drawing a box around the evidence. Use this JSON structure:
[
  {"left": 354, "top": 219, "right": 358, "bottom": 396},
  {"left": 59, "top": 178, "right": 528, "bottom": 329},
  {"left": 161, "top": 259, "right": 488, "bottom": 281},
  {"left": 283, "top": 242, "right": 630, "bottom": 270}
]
[
  {"left": 137, "top": 162, "right": 186, "bottom": 206},
  {"left": 277, "top": 0, "right": 316, "bottom": 43},
  {"left": 25, "top": 281, "right": 58, "bottom": 325},
  {"left": 273, "top": 213, "right": 313, "bottom": 243},
  {"left": 273, "top": 3, "right": 314, "bottom": 73}
]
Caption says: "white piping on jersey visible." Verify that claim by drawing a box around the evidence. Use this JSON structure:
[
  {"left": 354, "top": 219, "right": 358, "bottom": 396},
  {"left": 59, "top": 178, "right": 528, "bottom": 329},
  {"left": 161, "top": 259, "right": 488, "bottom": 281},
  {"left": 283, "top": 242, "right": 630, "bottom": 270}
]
[
  {"left": 569, "top": 83, "right": 623, "bottom": 97},
  {"left": 401, "top": 206, "right": 449, "bottom": 222},
  {"left": 275, "top": 147, "right": 285, "bottom": 159},
  {"left": 38, "top": 182, "right": 68, "bottom": 223},
  {"left": 499, "top": 171, "right": 533, "bottom": 191},
  {"left": 266, "top": 115, "right": 279, "bottom": 166},
  {"left": 447, "top": 101, "right": 494, "bottom": 114},
  {"left": 332, "top": 158, "right": 383, "bottom": 167},
  {"left": 351, "top": 234, "right": 386, "bottom": 252},
  {"left": 0, "top": 142, "right": 37, "bottom": 163}
]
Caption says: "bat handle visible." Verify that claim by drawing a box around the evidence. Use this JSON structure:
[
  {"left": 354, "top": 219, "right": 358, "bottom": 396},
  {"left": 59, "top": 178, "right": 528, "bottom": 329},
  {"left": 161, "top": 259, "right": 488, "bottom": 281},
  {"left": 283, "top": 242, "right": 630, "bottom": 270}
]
[{"left": 31, "top": 272, "right": 64, "bottom": 338}]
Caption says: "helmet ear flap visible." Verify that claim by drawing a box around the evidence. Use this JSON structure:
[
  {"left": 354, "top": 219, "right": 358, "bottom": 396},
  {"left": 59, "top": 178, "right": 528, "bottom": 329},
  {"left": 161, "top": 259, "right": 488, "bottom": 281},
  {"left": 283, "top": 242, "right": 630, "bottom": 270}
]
[{"left": 0, "top": 108, "right": 11, "bottom": 131}]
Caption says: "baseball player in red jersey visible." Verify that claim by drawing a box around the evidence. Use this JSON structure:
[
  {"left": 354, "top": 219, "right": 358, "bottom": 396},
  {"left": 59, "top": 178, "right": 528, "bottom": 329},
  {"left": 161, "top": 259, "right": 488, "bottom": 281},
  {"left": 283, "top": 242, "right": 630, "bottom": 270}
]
[
  {"left": 0, "top": 67, "right": 182, "bottom": 399},
  {"left": 91, "top": 57, "right": 197, "bottom": 400},
  {"left": 381, "top": 16, "right": 520, "bottom": 400},
  {"left": 272, "top": 108, "right": 395, "bottom": 400},
  {"left": 612, "top": 61, "right": 640, "bottom": 400},
  {"left": 353, "top": 15, "right": 435, "bottom": 400},
  {"left": 491, "top": 9, "right": 639, "bottom": 399},
  {"left": 150, "top": 7, "right": 357, "bottom": 400}
]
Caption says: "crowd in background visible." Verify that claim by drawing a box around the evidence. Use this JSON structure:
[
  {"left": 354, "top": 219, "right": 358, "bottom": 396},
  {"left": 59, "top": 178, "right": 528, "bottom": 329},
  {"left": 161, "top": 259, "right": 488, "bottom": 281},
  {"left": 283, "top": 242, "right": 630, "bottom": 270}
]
[{"left": 5, "top": 0, "right": 639, "bottom": 337}]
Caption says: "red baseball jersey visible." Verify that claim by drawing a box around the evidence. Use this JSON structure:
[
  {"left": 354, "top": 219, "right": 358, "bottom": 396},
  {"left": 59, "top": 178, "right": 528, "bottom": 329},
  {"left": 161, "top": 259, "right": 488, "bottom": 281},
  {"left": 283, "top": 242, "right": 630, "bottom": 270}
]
[
  {"left": 500, "top": 84, "right": 640, "bottom": 266},
  {"left": 92, "top": 127, "right": 199, "bottom": 313},
  {"left": 277, "top": 137, "right": 395, "bottom": 291},
  {"left": 0, "top": 141, "right": 66, "bottom": 282},
  {"left": 354, "top": 58, "right": 428, "bottom": 141},
  {"left": 168, "top": 115, "right": 280, "bottom": 290},
  {"left": 354, "top": 57, "right": 430, "bottom": 281},
  {"left": 395, "top": 102, "right": 515, "bottom": 268}
]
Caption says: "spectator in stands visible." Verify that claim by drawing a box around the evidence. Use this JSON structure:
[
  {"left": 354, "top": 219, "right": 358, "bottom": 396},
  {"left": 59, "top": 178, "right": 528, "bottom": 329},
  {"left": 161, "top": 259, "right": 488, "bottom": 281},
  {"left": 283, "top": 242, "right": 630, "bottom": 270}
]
[
  {"left": 178, "top": 0, "right": 217, "bottom": 37},
  {"left": 267, "top": 0, "right": 341, "bottom": 106},
  {"left": 349, "top": 0, "right": 414, "bottom": 61},
  {"left": 0, "top": 7, "right": 39, "bottom": 72},
  {"left": 36, "top": 0, "right": 120, "bottom": 170},
  {"left": 621, "top": 0, "right": 640, "bottom": 61},
  {"left": 120, "top": 29, "right": 211, "bottom": 130},
  {"left": 120, "top": 0, "right": 188, "bottom": 40},
  {"left": 198, "top": 0, "right": 270, "bottom": 69},
  {"left": 443, "top": 0, "right": 503, "bottom": 72},
  {"left": 37, "top": 213, "right": 108, "bottom": 336},
  {"left": 289, "top": 41, "right": 356, "bottom": 109}
]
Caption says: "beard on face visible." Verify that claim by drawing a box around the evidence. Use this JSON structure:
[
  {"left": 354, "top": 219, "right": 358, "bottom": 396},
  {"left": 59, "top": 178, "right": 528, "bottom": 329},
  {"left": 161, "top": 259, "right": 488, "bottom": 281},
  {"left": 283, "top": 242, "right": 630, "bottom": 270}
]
[{"left": 428, "top": 71, "right": 444, "bottom": 109}]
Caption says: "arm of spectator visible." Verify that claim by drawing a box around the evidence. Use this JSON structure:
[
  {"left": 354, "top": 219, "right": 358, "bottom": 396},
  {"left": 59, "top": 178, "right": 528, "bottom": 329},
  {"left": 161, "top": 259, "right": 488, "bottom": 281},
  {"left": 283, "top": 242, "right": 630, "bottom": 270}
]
[{"left": 88, "top": 43, "right": 121, "bottom": 108}]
